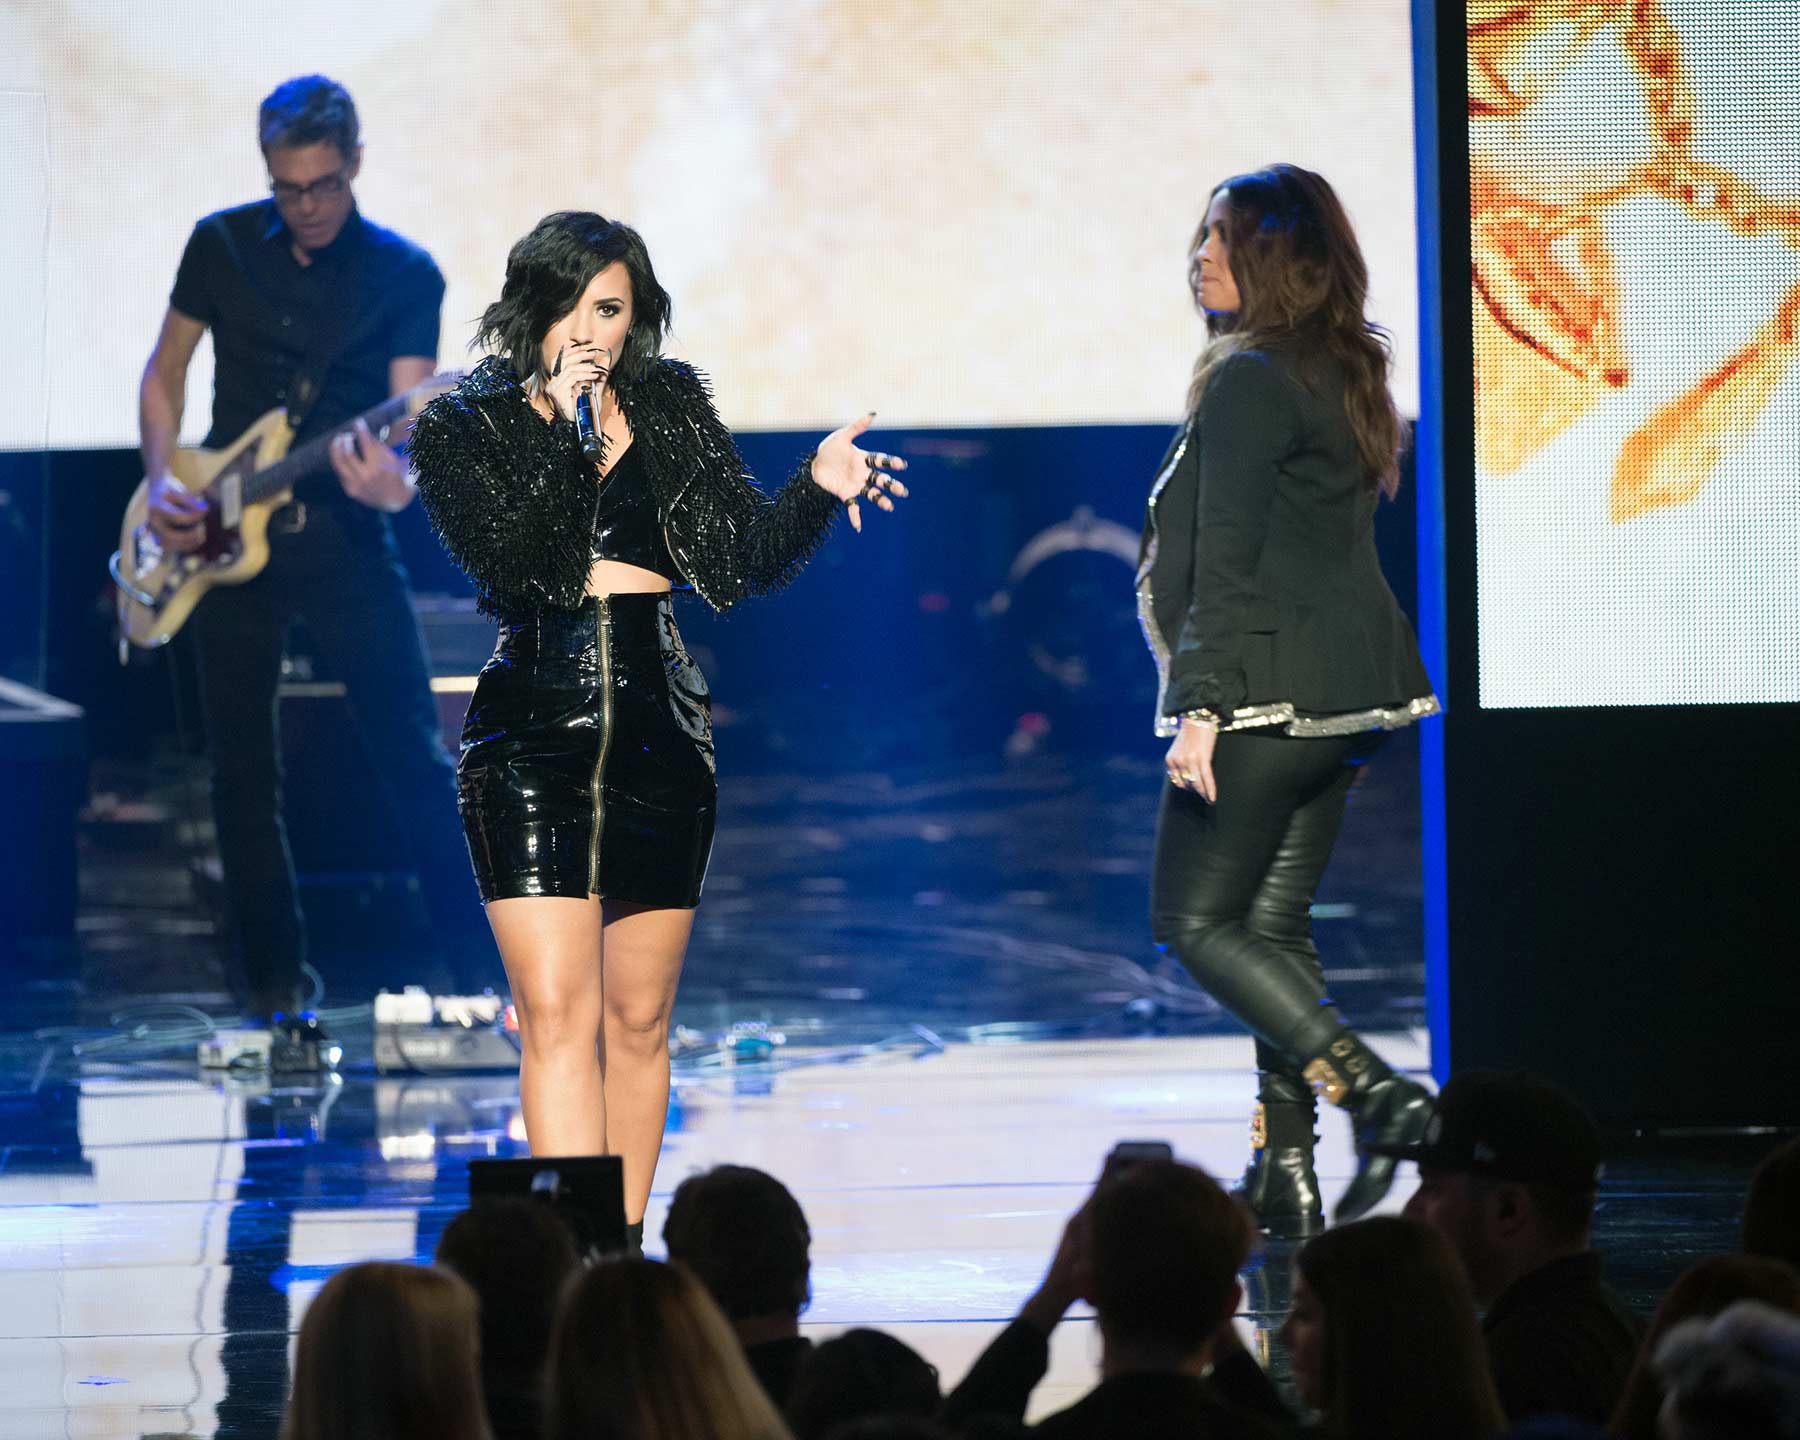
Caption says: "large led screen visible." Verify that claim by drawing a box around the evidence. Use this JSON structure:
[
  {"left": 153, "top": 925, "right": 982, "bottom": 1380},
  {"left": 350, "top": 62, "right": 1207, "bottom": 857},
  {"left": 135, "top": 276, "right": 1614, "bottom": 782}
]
[
  {"left": 0, "top": 1, "right": 1418, "bottom": 449},
  {"left": 1471, "top": 0, "right": 1800, "bottom": 708}
]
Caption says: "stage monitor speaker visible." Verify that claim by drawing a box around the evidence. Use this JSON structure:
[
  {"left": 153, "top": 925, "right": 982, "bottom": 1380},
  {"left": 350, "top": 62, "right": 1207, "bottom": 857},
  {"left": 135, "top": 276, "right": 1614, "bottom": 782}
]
[
  {"left": 468, "top": 1155, "right": 627, "bottom": 1258},
  {"left": 0, "top": 679, "right": 84, "bottom": 957}
]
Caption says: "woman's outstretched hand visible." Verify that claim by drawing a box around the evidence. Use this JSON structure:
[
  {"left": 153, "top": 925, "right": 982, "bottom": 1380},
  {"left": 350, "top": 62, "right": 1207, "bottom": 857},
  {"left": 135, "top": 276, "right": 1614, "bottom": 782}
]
[{"left": 811, "top": 413, "right": 909, "bottom": 532}]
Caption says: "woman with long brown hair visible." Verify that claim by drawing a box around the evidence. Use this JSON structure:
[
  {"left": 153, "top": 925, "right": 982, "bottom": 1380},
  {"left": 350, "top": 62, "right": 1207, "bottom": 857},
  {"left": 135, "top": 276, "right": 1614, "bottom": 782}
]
[
  {"left": 1281, "top": 1216, "right": 1505, "bottom": 1440},
  {"left": 282, "top": 1261, "right": 492, "bottom": 1440},
  {"left": 546, "top": 1258, "right": 793, "bottom": 1440},
  {"left": 1138, "top": 164, "right": 1438, "bottom": 1234}
]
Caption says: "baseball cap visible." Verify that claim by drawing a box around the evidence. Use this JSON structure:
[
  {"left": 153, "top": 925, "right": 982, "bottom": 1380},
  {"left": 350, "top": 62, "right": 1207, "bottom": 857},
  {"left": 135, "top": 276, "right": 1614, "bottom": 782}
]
[{"left": 1368, "top": 1069, "right": 1604, "bottom": 1191}]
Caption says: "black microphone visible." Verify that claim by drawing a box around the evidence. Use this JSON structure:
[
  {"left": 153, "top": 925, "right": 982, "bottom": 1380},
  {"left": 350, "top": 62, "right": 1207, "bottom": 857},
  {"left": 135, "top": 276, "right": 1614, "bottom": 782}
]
[{"left": 575, "top": 387, "right": 604, "bottom": 462}]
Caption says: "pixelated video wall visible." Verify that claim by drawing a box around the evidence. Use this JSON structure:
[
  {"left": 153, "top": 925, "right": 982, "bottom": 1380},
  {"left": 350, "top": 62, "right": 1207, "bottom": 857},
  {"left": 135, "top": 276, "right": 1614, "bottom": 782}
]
[
  {"left": 0, "top": 1, "right": 1417, "bottom": 450},
  {"left": 1470, "top": 0, "right": 1800, "bottom": 707}
]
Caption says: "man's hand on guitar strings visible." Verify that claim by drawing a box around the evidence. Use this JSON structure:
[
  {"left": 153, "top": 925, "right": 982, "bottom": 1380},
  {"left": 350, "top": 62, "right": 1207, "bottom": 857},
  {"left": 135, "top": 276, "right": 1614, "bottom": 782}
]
[
  {"left": 146, "top": 472, "right": 208, "bottom": 553},
  {"left": 330, "top": 417, "right": 416, "bottom": 513}
]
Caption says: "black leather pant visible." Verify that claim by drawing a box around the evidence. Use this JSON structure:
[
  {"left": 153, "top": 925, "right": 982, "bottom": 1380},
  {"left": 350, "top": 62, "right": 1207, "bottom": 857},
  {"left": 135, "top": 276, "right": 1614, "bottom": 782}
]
[{"left": 1151, "top": 729, "right": 1383, "bottom": 1101}]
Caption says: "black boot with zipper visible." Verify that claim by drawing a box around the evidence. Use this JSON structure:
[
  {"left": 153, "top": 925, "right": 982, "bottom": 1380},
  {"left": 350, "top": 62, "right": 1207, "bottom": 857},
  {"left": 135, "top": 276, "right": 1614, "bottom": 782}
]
[{"left": 1233, "top": 1058, "right": 1324, "bottom": 1238}]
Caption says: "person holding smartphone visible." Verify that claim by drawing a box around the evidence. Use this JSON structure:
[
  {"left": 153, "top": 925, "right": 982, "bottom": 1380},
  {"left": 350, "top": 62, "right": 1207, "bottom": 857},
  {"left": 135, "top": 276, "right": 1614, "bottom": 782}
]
[{"left": 943, "top": 1144, "right": 1289, "bottom": 1438}]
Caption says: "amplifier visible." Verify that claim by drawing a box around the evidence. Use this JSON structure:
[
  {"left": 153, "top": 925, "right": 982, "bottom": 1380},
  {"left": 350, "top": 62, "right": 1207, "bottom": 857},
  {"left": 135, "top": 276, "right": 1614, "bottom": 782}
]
[
  {"left": 373, "top": 987, "right": 520, "bottom": 1074},
  {"left": 0, "top": 679, "right": 84, "bottom": 950}
]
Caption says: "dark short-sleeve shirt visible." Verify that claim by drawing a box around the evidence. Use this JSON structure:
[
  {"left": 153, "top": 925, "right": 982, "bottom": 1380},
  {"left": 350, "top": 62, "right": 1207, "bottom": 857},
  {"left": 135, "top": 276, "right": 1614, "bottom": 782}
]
[{"left": 169, "top": 199, "right": 444, "bottom": 506}]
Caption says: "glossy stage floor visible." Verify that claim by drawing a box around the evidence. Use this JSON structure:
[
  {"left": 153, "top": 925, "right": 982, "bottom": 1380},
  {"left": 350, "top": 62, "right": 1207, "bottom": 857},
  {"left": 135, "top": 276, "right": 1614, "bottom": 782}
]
[{"left": 0, "top": 733, "right": 1768, "bottom": 1438}]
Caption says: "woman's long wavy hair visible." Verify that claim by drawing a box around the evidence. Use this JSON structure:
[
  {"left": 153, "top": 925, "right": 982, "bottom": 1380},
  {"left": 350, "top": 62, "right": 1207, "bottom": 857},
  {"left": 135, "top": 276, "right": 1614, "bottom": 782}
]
[
  {"left": 1296, "top": 1217, "right": 1505, "bottom": 1440},
  {"left": 475, "top": 211, "right": 672, "bottom": 388},
  {"left": 1188, "top": 164, "right": 1401, "bottom": 498},
  {"left": 281, "top": 1261, "right": 491, "bottom": 1440},
  {"left": 546, "top": 1259, "right": 792, "bottom": 1440}
]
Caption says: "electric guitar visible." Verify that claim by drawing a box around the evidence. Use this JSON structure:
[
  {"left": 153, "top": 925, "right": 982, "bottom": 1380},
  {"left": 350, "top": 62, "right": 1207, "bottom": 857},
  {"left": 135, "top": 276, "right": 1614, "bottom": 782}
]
[{"left": 110, "top": 372, "right": 461, "bottom": 653}]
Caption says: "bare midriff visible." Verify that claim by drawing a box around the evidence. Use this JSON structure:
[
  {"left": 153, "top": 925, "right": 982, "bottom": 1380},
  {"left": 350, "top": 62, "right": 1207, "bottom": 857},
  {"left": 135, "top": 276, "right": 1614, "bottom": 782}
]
[{"left": 585, "top": 559, "right": 671, "bottom": 598}]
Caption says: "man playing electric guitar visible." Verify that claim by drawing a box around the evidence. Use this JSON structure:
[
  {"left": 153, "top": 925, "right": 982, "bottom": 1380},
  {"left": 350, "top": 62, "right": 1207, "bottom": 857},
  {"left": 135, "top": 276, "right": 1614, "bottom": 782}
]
[{"left": 139, "top": 74, "right": 492, "bottom": 1020}]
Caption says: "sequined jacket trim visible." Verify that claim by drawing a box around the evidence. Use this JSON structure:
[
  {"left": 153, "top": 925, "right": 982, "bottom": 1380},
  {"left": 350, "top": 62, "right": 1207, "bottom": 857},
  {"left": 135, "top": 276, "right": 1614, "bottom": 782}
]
[
  {"left": 408, "top": 355, "right": 840, "bottom": 615},
  {"left": 1150, "top": 695, "right": 1442, "bottom": 739}
]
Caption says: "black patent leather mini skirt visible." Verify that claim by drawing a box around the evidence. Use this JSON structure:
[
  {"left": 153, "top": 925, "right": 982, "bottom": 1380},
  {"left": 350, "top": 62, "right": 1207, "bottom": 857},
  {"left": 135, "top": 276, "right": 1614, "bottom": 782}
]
[{"left": 457, "top": 594, "right": 717, "bottom": 908}]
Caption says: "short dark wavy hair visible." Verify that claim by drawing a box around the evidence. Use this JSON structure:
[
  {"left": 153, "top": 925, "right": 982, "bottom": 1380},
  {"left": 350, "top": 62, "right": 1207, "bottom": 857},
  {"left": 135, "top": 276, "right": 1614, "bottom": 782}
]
[
  {"left": 662, "top": 1165, "right": 809, "bottom": 1320},
  {"left": 435, "top": 1198, "right": 579, "bottom": 1381},
  {"left": 1087, "top": 1159, "right": 1250, "bottom": 1350},
  {"left": 475, "top": 211, "right": 673, "bottom": 388},
  {"left": 258, "top": 75, "right": 359, "bottom": 159}
]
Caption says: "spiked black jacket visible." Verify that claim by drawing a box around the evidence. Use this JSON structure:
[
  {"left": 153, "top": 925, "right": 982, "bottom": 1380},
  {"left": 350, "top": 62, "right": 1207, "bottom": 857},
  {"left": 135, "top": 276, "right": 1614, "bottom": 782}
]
[{"left": 408, "top": 355, "right": 839, "bottom": 615}]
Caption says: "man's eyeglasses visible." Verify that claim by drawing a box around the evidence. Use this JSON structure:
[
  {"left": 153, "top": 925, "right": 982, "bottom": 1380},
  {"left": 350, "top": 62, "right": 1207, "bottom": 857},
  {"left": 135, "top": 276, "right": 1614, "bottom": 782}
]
[{"left": 270, "top": 171, "right": 349, "bottom": 206}]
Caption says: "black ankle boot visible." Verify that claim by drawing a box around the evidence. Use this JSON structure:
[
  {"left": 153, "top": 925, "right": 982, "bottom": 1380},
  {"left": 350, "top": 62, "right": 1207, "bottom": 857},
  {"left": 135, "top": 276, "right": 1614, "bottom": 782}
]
[
  {"left": 1302, "top": 1032, "right": 1434, "bottom": 1223},
  {"left": 624, "top": 1220, "right": 644, "bottom": 1257},
  {"left": 1233, "top": 1098, "right": 1323, "bottom": 1238}
]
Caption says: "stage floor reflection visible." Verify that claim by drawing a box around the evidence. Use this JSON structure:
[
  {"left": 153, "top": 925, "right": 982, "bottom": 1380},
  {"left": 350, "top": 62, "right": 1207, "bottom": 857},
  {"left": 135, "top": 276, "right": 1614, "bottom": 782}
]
[
  {"left": 0, "top": 738, "right": 1765, "bottom": 1436},
  {"left": 0, "top": 1032, "right": 1766, "bottom": 1440}
]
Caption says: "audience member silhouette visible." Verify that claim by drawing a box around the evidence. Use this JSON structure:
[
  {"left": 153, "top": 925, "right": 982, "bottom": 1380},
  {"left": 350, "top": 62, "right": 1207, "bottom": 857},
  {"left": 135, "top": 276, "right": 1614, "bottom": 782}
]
[
  {"left": 1744, "top": 1135, "right": 1800, "bottom": 1272},
  {"left": 546, "top": 1257, "right": 793, "bottom": 1440},
  {"left": 1607, "top": 1254, "right": 1800, "bottom": 1440},
  {"left": 281, "top": 1260, "right": 491, "bottom": 1440},
  {"left": 1651, "top": 1299, "right": 1800, "bottom": 1440},
  {"left": 435, "top": 1198, "right": 581, "bottom": 1440},
  {"left": 944, "top": 1155, "right": 1290, "bottom": 1438},
  {"left": 1384, "top": 1071, "right": 1641, "bottom": 1424},
  {"left": 787, "top": 1328, "right": 941, "bottom": 1440},
  {"left": 1282, "top": 1215, "right": 1505, "bottom": 1440},
  {"left": 664, "top": 1164, "right": 815, "bottom": 1407}
]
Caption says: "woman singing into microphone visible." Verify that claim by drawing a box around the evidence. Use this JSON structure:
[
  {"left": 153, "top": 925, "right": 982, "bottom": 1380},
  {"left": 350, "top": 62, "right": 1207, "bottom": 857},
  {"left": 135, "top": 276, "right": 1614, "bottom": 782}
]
[{"left": 408, "top": 212, "right": 906, "bottom": 1252}]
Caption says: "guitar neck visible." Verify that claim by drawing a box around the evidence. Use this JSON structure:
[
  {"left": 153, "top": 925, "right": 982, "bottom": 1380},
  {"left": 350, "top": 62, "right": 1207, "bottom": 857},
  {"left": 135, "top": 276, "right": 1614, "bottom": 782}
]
[{"left": 243, "top": 392, "right": 416, "bottom": 505}]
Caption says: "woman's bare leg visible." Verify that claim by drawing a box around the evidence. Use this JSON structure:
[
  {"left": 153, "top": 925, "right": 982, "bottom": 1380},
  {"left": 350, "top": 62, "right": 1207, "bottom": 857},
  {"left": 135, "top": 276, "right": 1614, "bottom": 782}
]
[
  {"left": 486, "top": 895, "right": 605, "bottom": 1156},
  {"left": 598, "top": 900, "right": 694, "bottom": 1223}
]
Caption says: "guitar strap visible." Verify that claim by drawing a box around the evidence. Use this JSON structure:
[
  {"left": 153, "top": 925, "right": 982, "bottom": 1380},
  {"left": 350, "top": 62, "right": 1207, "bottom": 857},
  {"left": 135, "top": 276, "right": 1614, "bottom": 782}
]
[
  {"left": 272, "top": 272, "right": 353, "bottom": 533},
  {"left": 283, "top": 292, "right": 349, "bottom": 440}
]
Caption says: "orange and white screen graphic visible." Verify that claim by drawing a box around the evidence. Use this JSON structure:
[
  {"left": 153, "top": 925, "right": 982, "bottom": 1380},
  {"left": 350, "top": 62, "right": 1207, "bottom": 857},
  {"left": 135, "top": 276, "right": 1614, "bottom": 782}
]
[{"left": 1471, "top": 0, "right": 1800, "bottom": 707}]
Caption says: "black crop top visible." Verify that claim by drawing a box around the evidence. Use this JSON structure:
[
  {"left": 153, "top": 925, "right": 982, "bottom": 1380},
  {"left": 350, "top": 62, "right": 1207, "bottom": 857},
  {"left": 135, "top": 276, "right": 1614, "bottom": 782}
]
[{"left": 591, "top": 442, "right": 684, "bottom": 583}]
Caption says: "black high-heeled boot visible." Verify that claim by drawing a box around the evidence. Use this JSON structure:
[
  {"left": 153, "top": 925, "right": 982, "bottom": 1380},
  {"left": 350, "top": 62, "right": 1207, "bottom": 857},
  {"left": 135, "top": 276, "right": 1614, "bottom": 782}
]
[
  {"left": 624, "top": 1220, "right": 644, "bottom": 1257},
  {"left": 1235, "top": 1106, "right": 1324, "bottom": 1238},
  {"left": 1301, "top": 1030, "right": 1434, "bottom": 1224},
  {"left": 1233, "top": 1060, "right": 1323, "bottom": 1238}
]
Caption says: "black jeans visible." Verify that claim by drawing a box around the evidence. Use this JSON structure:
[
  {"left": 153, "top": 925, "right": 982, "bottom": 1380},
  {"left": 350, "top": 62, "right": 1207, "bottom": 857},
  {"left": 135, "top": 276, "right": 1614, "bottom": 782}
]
[
  {"left": 189, "top": 503, "right": 487, "bottom": 1013},
  {"left": 1151, "top": 729, "right": 1382, "bottom": 1084}
]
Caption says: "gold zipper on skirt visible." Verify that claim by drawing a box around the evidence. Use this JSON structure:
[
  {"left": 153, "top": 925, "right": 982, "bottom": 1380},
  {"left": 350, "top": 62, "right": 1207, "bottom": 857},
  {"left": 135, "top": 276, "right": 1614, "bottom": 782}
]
[{"left": 589, "top": 597, "right": 614, "bottom": 892}]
